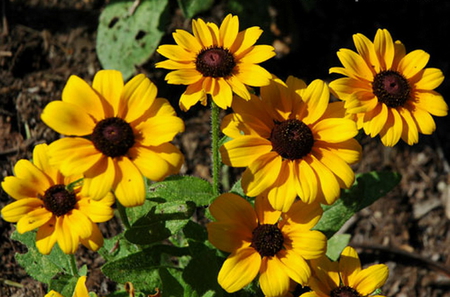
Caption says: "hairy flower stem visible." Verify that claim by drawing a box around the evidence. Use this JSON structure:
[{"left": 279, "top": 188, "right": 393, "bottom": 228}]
[
  {"left": 211, "top": 100, "right": 221, "bottom": 197},
  {"left": 69, "top": 254, "right": 79, "bottom": 276},
  {"left": 117, "top": 200, "right": 131, "bottom": 230}
]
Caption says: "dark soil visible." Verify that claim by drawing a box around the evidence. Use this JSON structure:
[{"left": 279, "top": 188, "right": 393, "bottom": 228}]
[{"left": 1, "top": 1, "right": 450, "bottom": 297}]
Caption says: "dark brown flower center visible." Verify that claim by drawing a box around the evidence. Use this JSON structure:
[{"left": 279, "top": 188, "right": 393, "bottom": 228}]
[
  {"left": 372, "top": 70, "right": 411, "bottom": 108},
  {"left": 270, "top": 119, "right": 314, "bottom": 160},
  {"left": 330, "top": 286, "right": 361, "bottom": 297},
  {"left": 251, "top": 223, "right": 284, "bottom": 257},
  {"left": 43, "top": 184, "right": 77, "bottom": 217},
  {"left": 195, "top": 46, "right": 236, "bottom": 78},
  {"left": 91, "top": 117, "right": 135, "bottom": 158}
]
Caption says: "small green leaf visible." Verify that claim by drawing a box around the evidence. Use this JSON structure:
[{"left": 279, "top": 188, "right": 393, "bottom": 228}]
[
  {"left": 314, "top": 171, "right": 401, "bottom": 238},
  {"left": 96, "top": 0, "right": 169, "bottom": 80},
  {"left": 11, "top": 231, "right": 71, "bottom": 284},
  {"left": 99, "top": 233, "right": 142, "bottom": 262},
  {"left": 183, "top": 220, "right": 207, "bottom": 242},
  {"left": 159, "top": 267, "right": 185, "bottom": 297},
  {"left": 326, "top": 234, "right": 351, "bottom": 261},
  {"left": 177, "top": 0, "right": 214, "bottom": 19},
  {"left": 147, "top": 176, "right": 215, "bottom": 206}
]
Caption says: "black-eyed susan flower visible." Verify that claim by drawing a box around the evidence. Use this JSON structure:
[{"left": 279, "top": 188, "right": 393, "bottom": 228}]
[
  {"left": 41, "top": 70, "right": 184, "bottom": 207},
  {"left": 156, "top": 14, "right": 275, "bottom": 111},
  {"left": 1, "top": 144, "right": 114, "bottom": 254},
  {"left": 207, "top": 193, "right": 326, "bottom": 296},
  {"left": 220, "top": 76, "right": 361, "bottom": 211},
  {"left": 329, "top": 28, "right": 448, "bottom": 146},
  {"left": 301, "top": 246, "right": 389, "bottom": 297},
  {"left": 45, "top": 276, "right": 89, "bottom": 297}
]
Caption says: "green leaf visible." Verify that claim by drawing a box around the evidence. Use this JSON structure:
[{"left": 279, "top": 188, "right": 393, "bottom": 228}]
[
  {"left": 101, "top": 245, "right": 190, "bottom": 292},
  {"left": 159, "top": 267, "right": 185, "bottom": 297},
  {"left": 48, "top": 274, "right": 79, "bottom": 297},
  {"left": 11, "top": 231, "right": 71, "bottom": 284},
  {"left": 326, "top": 234, "right": 351, "bottom": 261},
  {"left": 314, "top": 171, "right": 401, "bottom": 238},
  {"left": 147, "top": 175, "right": 215, "bottom": 206},
  {"left": 177, "top": 0, "right": 214, "bottom": 19},
  {"left": 182, "top": 220, "right": 207, "bottom": 242},
  {"left": 96, "top": 0, "right": 169, "bottom": 80},
  {"left": 99, "top": 233, "right": 142, "bottom": 263}
]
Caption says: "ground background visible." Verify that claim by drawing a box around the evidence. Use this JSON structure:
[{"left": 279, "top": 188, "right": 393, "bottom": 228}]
[{"left": 1, "top": 0, "right": 450, "bottom": 296}]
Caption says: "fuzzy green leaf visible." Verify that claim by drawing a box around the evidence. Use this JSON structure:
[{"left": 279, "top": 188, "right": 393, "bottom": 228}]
[
  {"left": 177, "top": 0, "right": 214, "bottom": 19},
  {"left": 314, "top": 171, "right": 401, "bottom": 238},
  {"left": 326, "top": 234, "right": 351, "bottom": 261},
  {"left": 96, "top": 0, "right": 169, "bottom": 80}
]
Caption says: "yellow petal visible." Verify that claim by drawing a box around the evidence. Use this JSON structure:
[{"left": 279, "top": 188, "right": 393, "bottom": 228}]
[
  {"left": 138, "top": 116, "right": 184, "bottom": 146},
  {"left": 226, "top": 75, "right": 251, "bottom": 100},
  {"left": 309, "top": 155, "right": 340, "bottom": 205},
  {"left": 219, "top": 14, "right": 239, "bottom": 49},
  {"left": 295, "top": 158, "right": 318, "bottom": 204},
  {"left": 266, "top": 161, "right": 298, "bottom": 212},
  {"left": 73, "top": 276, "right": 89, "bottom": 297},
  {"left": 336, "top": 48, "right": 374, "bottom": 81},
  {"left": 45, "top": 291, "right": 64, "bottom": 297},
  {"left": 32, "top": 143, "right": 61, "bottom": 183},
  {"left": 209, "top": 193, "right": 258, "bottom": 228},
  {"left": 362, "top": 102, "right": 388, "bottom": 137},
  {"left": 413, "top": 68, "right": 444, "bottom": 90},
  {"left": 284, "top": 199, "right": 323, "bottom": 228},
  {"left": 155, "top": 59, "right": 194, "bottom": 70},
  {"left": 35, "top": 217, "right": 57, "bottom": 255},
  {"left": 192, "top": 18, "right": 213, "bottom": 47},
  {"left": 414, "top": 90, "right": 448, "bottom": 117},
  {"left": 339, "top": 246, "right": 362, "bottom": 286},
  {"left": 165, "top": 69, "right": 203, "bottom": 85},
  {"left": 312, "top": 146, "right": 355, "bottom": 188},
  {"left": 65, "top": 209, "right": 93, "bottom": 239},
  {"left": 373, "top": 29, "right": 394, "bottom": 70},
  {"left": 309, "top": 256, "right": 340, "bottom": 293},
  {"left": 353, "top": 32, "right": 379, "bottom": 74},
  {"left": 300, "top": 79, "right": 330, "bottom": 124},
  {"left": 260, "top": 76, "right": 291, "bottom": 122},
  {"left": 407, "top": 102, "right": 436, "bottom": 134},
  {"left": 17, "top": 207, "right": 52, "bottom": 233},
  {"left": 92, "top": 69, "right": 124, "bottom": 117},
  {"left": 81, "top": 156, "right": 115, "bottom": 201},
  {"left": 242, "top": 152, "right": 282, "bottom": 197},
  {"left": 353, "top": 264, "right": 389, "bottom": 296},
  {"left": 79, "top": 223, "right": 104, "bottom": 252},
  {"left": 41, "top": 101, "right": 96, "bottom": 136},
  {"left": 77, "top": 193, "right": 114, "bottom": 223},
  {"left": 179, "top": 80, "right": 206, "bottom": 111},
  {"left": 156, "top": 44, "right": 195, "bottom": 62},
  {"left": 237, "top": 45, "right": 275, "bottom": 64},
  {"left": 398, "top": 50, "right": 429, "bottom": 79},
  {"left": 56, "top": 216, "right": 79, "bottom": 254},
  {"left": 218, "top": 247, "right": 261, "bottom": 293},
  {"left": 320, "top": 139, "right": 362, "bottom": 164},
  {"left": 1, "top": 198, "right": 43, "bottom": 222},
  {"left": 286, "top": 230, "right": 327, "bottom": 260},
  {"left": 234, "top": 64, "right": 272, "bottom": 87},
  {"left": 254, "top": 195, "right": 281, "bottom": 225},
  {"left": 220, "top": 136, "right": 272, "bottom": 167},
  {"left": 2, "top": 175, "right": 46, "bottom": 202},
  {"left": 172, "top": 29, "right": 202, "bottom": 53},
  {"left": 398, "top": 106, "right": 419, "bottom": 145},
  {"left": 207, "top": 222, "right": 252, "bottom": 252},
  {"left": 379, "top": 108, "right": 403, "bottom": 147},
  {"left": 147, "top": 97, "right": 177, "bottom": 118},
  {"left": 231, "top": 26, "right": 263, "bottom": 57},
  {"left": 48, "top": 138, "right": 102, "bottom": 176},
  {"left": 113, "top": 157, "right": 145, "bottom": 207},
  {"left": 259, "top": 257, "right": 291, "bottom": 297},
  {"left": 61, "top": 74, "right": 105, "bottom": 121},
  {"left": 312, "top": 118, "right": 358, "bottom": 143},
  {"left": 210, "top": 78, "right": 233, "bottom": 109},
  {"left": 277, "top": 249, "right": 311, "bottom": 285},
  {"left": 121, "top": 74, "right": 157, "bottom": 122}
]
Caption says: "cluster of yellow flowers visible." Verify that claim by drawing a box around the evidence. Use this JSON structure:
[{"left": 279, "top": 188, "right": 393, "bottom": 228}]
[{"left": 1, "top": 13, "right": 447, "bottom": 297}]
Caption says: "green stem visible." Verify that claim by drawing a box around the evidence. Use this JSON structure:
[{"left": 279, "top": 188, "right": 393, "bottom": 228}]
[
  {"left": 68, "top": 254, "right": 78, "bottom": 277},
  {"left": 117, "top": 201, "right": 131, "bottom": 230},
  {"left": 210, "top": 100, "right": 221, "bottom": 197}
]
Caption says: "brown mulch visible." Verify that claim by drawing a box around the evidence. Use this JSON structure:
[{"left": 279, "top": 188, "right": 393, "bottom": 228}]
[{"left": 1, "top": 1, "right": 450, "bottom": 297}]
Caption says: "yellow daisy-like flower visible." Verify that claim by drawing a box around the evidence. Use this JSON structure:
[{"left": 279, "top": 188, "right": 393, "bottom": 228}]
[
  {"left": 45, "top": 276, "right": 89, "bottom": 297},
  {"left": 1, "top": 144, "right": 114, "bottom": 255},
  {"left": 207, "top": 193, "right": 327, "bottom": 296},
  {"left": 220, "top": 76, "right": 362, "bottom": 211},
  {"left": 329, "top": 28, "right": 448, "bottom": 146},
  {"left": 41, "top": 70, "right": 185, "bottom": 207},
  {"left": 156, "top": 14, "right": 275, "bottom": 111},
  {"left": 301, "top": 246, "right": 389, "bottom": 297}
]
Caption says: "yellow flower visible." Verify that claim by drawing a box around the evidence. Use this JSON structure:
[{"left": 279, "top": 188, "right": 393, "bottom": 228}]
[
  {"left": 329, "top": 28, "right": 448, "bottom": 146},
  {"left": 1, "top": 144, "right": 114, "bottom": 254},
  {"left": 156, "top": 14, "right": 275, "bottom": 111},
  {"left": 301, "top": 246, "right": 389, "bottom": 297},
  {"left": 45, "top": 276, "right": 89, "bottom": 297},
  {"left": 207, "top": 193, "right": 327, "bottom": 296},
  {"left": 220, "top": 76, "right": 361, "bottom": 211},
  {"left": 41, "top": 70, "right": 185, "bottom": 207}
]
